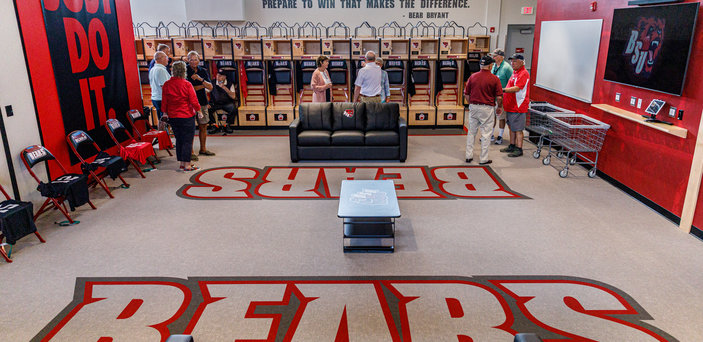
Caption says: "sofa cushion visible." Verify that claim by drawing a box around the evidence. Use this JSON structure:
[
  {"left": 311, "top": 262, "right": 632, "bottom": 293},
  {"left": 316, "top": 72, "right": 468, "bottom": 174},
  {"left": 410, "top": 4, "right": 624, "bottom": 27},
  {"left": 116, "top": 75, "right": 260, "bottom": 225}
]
[
  {"left": 298, "top": 130, "right": 331, "bottom": 146},
  {"left": 365, "top": 103, "right": 399, "bottom": 131},
  {"left": 332, "top": 103, "right": 365, "bottom": 131},
  {"left": 365, "top": 131, "right": 399, "bottom": 146},
  {"left": 300, "top": 103, "right": 333, "bottom": 130},
  {"left": 331, "top": 130, "right": 364, "bottom": 146}
]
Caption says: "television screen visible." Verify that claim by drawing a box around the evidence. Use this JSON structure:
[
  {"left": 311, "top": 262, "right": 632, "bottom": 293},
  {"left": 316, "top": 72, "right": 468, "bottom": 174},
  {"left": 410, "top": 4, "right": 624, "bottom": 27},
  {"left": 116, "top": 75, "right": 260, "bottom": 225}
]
[
  {"left": 275, "top": 70, "right": 291, "bottom": 84},
  {"left": 302, "top": 71, "right": 314, "bottom": 84},
  {"left": 467, "top": 60, "right": 480, "bottom": 73},
  {"left": 387, "top": 70, "right": 403, "bottom": 85},
  {"left": 330, "top": 71, "right": 346, "bottom": 84},
  {"left": 412, "top": 70, "right": 429, "bottom": 84},
  {"left": 604, "top": 3, "right": 698, "bottom": 95},
  {"left": 440, "top": 70, "right": 457, "bottom": 84},
  {"left": 139, "top": 70, "right": 149, "bottom": 85},
  {"left": 246, "top": 70, "right": 264, "bottom": 85}
]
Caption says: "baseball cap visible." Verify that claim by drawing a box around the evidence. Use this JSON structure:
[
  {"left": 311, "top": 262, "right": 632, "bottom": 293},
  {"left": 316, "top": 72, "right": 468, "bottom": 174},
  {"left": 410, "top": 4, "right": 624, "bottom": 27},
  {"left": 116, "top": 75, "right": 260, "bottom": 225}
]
[
  {"left": 508, "top": 53, "right": 525, "bottom": 61},
  {"left": 480, "top": 55, "right": 495, "bottom": 66},
  {"left": 490, "top": 49, "right": 505, "bottom": 57}
]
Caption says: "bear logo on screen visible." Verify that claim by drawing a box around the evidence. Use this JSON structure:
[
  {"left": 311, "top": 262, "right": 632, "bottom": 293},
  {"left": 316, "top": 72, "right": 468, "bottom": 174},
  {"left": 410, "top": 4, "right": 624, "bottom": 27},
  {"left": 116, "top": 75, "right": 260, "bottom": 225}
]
[{"left": 624, "top": 17, "right": 665, "bottom": 78}]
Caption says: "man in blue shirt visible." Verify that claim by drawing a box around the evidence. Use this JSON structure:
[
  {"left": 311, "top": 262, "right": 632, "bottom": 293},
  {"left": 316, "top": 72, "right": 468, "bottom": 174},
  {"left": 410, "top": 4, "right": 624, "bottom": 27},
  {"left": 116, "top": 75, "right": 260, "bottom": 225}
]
[{"left": 148, "top": 51, "right": 170, "bottom": 120}]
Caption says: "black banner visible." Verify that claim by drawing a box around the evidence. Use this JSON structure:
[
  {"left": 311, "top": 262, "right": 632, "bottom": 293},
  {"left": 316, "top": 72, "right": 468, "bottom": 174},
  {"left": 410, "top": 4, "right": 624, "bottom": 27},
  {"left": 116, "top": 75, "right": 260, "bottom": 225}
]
[{"left": 42, "top": 0, "right": 129, "bottom": 159}]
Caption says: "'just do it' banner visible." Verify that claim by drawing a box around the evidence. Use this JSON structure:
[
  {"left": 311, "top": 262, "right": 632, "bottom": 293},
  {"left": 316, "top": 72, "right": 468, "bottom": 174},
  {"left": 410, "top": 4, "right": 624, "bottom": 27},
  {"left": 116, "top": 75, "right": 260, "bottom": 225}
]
[
  {"left": 42, "top": 0, "right": 129, "bottom": 147},
  {"left": 15, "top": 0, "right": 141, "bottom": 175}
]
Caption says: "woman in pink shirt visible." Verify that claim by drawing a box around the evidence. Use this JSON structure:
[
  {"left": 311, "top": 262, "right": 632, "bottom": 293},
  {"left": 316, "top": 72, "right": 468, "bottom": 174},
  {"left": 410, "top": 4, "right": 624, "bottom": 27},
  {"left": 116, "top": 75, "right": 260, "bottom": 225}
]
[
  {"left": 161, "top": 61, "right": 202, "bottom": 171},
  {"left": 310, "top": 56, "right": 333, "bottom": 102}
]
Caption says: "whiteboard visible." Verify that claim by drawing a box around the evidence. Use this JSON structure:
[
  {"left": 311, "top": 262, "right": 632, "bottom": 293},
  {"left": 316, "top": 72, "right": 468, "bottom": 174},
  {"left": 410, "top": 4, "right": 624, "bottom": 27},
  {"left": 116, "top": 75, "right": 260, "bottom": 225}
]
[{"left": 535, "top": 20, "right": 603, "bottom": 103}]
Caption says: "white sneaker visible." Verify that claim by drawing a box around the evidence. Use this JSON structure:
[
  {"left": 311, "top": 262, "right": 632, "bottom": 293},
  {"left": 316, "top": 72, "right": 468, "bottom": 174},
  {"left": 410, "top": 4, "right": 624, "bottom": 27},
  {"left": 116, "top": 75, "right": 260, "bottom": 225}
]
[{"left": 494, "top": 136, "right": 503, "bottom": 145}]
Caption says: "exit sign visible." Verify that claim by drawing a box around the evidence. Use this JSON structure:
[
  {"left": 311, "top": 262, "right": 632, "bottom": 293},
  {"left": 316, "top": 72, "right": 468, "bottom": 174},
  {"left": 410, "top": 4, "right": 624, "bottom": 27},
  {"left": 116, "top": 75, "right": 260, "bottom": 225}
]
[{"left": 521, "top": 7, "right": 533, "bottom": 15}]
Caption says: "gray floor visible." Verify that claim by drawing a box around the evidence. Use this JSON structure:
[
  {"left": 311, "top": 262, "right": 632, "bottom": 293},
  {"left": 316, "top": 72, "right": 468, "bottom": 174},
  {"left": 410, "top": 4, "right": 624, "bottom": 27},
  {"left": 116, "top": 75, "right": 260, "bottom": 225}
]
[{"left": 2, "top": 134, "right": 702, "bottom": 341}]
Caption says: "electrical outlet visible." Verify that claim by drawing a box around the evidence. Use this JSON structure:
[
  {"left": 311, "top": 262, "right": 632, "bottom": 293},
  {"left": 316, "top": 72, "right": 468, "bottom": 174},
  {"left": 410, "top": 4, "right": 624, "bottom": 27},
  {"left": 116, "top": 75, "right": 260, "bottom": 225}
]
[
  {"left": 678, "top": 109, "right": 684, "bottom": 120},
  {"left": 637, "top": 98, "right": 642, "bottom": 108},
  {"left": 669, "top": 107, "right": 677, "bottom": 117},
  {"left": 615, "top": 93, "right": 621, "bottom": 102},
  {"left": 4, "top": 105, "right": 12, "bottom": 117},
  {"left": 630, "top": 96, "right": 637, "bottom": 106}
]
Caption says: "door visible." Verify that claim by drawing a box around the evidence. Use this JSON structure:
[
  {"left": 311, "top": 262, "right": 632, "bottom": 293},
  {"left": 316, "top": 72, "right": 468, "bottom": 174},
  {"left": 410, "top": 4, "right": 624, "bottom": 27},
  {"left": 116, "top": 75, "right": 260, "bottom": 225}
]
[{"left": 504, "top": 25, "right": 535, "bottom": 73}]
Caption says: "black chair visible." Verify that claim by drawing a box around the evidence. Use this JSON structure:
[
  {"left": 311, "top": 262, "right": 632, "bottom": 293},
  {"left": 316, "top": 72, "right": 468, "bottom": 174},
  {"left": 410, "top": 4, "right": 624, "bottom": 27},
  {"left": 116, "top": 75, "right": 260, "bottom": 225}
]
[
  {"left": 105, "top": 119, "right": 156, "bottom": 178},
  {"left": 67, "top": 130, "right": 129, "bottom": 199},
  {"left": 0, "top": 183, "right": 46, "bottom": 263},
  {"left": 20, "top": 145, "right": 96, "bottom": 225}
]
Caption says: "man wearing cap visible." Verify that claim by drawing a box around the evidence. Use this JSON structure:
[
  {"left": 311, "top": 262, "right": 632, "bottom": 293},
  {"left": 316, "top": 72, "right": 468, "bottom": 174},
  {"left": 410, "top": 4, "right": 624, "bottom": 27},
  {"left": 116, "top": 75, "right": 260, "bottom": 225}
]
[
  {"left": 489, "top": 49, "right": 513, "bottom": 145},
  {"left": 463, "top": 55, "right": 503, "bottom": 165},
  {"left": 501, "top": 54, "right": 530, "bottom": 157},
  {"left": 208, "top": 69, "right": 238, "bottom": 134}
]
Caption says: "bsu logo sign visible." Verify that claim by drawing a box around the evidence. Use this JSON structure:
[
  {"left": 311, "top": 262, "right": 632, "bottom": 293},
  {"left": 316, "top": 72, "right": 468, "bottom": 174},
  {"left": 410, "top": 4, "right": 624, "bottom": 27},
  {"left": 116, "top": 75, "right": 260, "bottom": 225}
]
[
  {"left": 624, "top": 16, "right": 665, "bottom": 78},
  {"left": 32, "top": 276, "right": 677, "bottom": 341}
]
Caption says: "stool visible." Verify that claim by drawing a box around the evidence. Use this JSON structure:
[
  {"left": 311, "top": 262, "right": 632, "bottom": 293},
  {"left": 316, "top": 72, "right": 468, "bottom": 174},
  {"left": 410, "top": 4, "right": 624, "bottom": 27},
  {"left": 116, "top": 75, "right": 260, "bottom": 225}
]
[{"left": 166, "top": 335, "right": 194, "bottom": 342}]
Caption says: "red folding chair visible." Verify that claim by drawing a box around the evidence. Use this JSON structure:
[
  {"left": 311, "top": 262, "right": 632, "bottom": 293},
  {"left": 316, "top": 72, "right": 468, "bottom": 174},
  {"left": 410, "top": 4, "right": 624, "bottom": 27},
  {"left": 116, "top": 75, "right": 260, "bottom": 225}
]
[
  {"left": 126, "top": 109, "right": 173, "bottom": 160},
  {"left": 105, "top": 119, "right": 157, "bottom": 178},
  {"left": 20, "top": 145, "right": 97, "bottom": 225},
  {"left": 67, "top": 130, "right": 130, "bottom": 198},
  {"left": 0, "top": 183, "right": 46, "bottom": 263}
]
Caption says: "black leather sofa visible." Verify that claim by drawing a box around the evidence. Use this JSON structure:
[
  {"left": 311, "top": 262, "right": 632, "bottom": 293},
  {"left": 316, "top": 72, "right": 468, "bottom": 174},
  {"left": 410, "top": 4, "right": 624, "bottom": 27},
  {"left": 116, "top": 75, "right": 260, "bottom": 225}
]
[{"left": 289, "top": 102, "right": 407, "bottom": 162}]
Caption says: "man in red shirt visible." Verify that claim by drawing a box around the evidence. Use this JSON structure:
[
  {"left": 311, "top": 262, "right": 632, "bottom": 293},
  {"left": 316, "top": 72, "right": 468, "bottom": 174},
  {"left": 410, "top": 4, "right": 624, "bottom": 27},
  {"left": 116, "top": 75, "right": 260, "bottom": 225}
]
[
  {"left": 463, "top": 55, "right": 503, "bottom": 165},
  {"left": 501, "top": 54, "right": 530, "bottom": 157}
]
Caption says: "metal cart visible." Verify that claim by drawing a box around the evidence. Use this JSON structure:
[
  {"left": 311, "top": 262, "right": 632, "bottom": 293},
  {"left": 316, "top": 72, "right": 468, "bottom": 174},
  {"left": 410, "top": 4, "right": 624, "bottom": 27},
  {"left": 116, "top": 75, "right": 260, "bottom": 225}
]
[
  {"left": 542, "top": 114, "right": 610, "bottom": 178},
  {"left": 527, "top": 102, "right": 574, "bottom": 159}
]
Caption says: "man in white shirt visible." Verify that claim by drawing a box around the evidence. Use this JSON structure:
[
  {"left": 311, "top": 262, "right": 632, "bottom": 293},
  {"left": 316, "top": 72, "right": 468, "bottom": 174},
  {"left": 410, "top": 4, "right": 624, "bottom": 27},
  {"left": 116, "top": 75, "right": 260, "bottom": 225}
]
[
  {"left": 353, "top": 51, "right": 383, "bottom": 103},
  {"left": 148, "top": 51, "right": 170, "bottom": 119}
]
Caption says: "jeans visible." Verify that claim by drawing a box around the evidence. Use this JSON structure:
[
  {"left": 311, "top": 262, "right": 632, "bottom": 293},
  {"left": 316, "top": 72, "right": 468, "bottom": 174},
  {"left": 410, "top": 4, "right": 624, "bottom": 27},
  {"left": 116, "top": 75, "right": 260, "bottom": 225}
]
[
  {"left": 152, "top": 100, "right": 163, "bottom": 119},
  {"left": 169, "top": 116, "right": 195, "bottom": 162}
]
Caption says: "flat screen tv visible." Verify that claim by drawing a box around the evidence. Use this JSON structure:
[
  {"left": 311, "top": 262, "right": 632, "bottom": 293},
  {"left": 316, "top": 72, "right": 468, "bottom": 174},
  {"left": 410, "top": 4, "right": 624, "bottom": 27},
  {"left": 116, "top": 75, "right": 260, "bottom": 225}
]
[
  {"left": 302, "top": 71, "right": 314, "bottom": 84},
  {"left": 440, "top": 70, "right": 457, "bottom": 84},
  {"left": 387, "top": 70, "right": 403, "bottom": 85},
  {"left": 412, "top": 70, "right": 429, "bottom": 84},
  {"left": 246, "top": 70, "right": 264, "bottom": 85},
  {"left": 603, "top": 3, "right": 698, "bottom": 95},
  {"left": 274, "top": 70, "right": 291, "bottom": 84},
  {"left": 330, "top": 71, "right": 346, "bottom": 85}
]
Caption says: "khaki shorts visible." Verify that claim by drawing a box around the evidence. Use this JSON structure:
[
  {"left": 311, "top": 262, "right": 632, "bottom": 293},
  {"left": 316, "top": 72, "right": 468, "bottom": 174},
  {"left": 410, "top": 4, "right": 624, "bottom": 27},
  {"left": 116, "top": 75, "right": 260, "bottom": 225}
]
[
  {"left": 496, "top": 106, "right": 506, "bottom": 120},
  {"left": 196, "top": 104, "right": 209, "bottom": 125},
  {"left": 360, "top": 95, "right": 382, "bottom": 103}
]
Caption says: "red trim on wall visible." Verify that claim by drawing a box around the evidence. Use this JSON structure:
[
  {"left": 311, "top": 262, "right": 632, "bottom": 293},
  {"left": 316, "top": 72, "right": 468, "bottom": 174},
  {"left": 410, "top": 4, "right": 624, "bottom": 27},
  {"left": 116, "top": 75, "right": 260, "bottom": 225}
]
[
  {"left": 533, "top": 0, "right": 703, "bottom": 228},
  {"left": 14, "top": 0, "right": 66, "bottom": 177},
  {"left": 114, "top": 0, "right": 143, "bottom": 119}
]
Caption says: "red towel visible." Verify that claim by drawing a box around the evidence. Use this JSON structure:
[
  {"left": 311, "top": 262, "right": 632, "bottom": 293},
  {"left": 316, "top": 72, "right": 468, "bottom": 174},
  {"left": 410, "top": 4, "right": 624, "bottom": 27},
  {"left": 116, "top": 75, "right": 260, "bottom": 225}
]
[
  {"left": 143, "top": 130, "right": 174, "bottom": 150},
  {"left": 120, "top": 141, "right": 155, "bottom": 165}
]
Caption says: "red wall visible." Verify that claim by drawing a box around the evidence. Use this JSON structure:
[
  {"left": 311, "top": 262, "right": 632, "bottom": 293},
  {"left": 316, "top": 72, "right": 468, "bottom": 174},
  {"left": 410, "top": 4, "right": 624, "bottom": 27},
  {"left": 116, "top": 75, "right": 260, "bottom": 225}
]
[
  {"left": 15, "top": 0, "right": 142, "bottom": 176},
  {"left": 533, "top": 0, "right": 703, "bottom": 229}
]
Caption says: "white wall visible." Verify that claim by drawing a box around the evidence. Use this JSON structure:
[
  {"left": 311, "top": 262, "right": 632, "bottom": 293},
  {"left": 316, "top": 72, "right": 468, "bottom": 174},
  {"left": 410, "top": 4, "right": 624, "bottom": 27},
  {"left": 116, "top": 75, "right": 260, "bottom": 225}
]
[
  {"left": 497, "top": 0, "right": 537, "bottom": 49},
  {"left": 0, "top": 0, "right": 47, "bottom": 204},
  {"left": 130, "top": 0, "right": 187, "bottom": 28},
  {"left": 185, "top": 0, "right": 244, "bottom": 21},
  {"left": 130, "top": 0, "right": 537, "bottom": 51}
]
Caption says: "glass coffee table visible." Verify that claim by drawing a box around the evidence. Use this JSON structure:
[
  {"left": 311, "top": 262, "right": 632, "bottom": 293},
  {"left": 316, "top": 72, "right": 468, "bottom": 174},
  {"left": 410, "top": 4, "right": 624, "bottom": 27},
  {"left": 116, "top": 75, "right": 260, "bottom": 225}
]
[{"left": 337, "top": 180, "right": 401, "bottom": 253}]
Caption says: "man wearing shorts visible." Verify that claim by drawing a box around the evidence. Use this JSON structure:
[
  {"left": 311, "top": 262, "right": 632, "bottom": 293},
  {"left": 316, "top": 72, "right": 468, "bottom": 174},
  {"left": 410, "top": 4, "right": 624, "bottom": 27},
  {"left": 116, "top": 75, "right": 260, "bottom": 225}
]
[
  {"left": 187, "top": 51, "right": 215, "bottom": 157},
  {"left": 501, "top": 54, "right": 530, "bottom": 158},
  {"left": 489, "top": 49, "right": 513, "bottom": 145}
]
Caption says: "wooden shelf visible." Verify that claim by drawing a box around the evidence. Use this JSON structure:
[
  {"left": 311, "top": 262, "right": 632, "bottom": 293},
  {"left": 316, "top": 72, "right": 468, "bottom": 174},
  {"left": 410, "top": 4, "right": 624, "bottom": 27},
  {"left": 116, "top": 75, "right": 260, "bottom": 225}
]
[{"left": 592, "top": 103, "right": 688, "bottom": 139}]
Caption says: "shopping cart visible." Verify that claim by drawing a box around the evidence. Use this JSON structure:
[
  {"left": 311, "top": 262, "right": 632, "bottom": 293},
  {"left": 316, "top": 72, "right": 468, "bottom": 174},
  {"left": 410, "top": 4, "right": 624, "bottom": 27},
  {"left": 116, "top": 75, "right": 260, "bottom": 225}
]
[
  {"left": 527, "top": 102, "right": 574, "bottom": 159},
  {"left": 542, "top": 114, "right": 610, "bottom": 178}
]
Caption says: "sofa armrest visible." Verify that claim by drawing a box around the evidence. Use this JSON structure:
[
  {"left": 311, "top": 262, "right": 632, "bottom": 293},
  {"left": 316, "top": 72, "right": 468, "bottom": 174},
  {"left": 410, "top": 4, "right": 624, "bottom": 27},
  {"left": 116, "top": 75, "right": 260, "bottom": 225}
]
[
  {"left": 398, "top": 116, "right": 407, "bottom": 162},
  {"left": 289, "top": 117, "right": 301, "bottom": 162}
]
